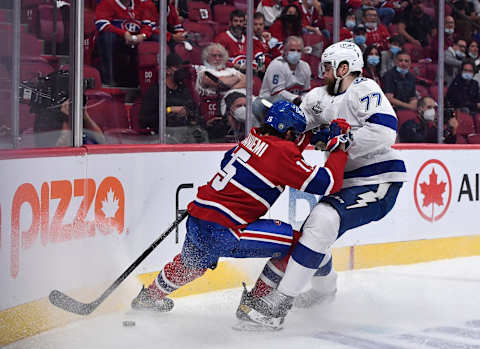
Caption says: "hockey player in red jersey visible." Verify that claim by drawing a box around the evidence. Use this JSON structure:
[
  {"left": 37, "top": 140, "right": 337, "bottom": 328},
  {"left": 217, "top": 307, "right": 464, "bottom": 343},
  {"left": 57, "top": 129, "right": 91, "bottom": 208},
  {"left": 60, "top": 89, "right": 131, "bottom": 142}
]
[{"left": 131, "top": 101, "right": 353, "bottom": 312}]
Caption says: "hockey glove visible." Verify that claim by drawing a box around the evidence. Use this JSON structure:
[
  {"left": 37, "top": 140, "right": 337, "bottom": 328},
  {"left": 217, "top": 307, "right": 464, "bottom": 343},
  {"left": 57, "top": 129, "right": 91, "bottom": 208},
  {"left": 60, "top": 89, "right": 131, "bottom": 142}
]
[
  {"left": 310, "top": 125, "right": 330, "bottom": 150},
  {"left": 326, "top": 118, "right": 353, "bottom": 152},
  {"left": 326, "top": 131, "right": 353, "bottom": 152}
]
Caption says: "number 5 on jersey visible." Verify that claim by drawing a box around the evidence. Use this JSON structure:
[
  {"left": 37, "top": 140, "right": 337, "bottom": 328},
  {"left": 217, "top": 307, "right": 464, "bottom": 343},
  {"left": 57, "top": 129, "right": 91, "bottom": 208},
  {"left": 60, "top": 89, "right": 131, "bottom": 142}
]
[{"left": 212, "top": 148, "right": 251, "bottom": 191}]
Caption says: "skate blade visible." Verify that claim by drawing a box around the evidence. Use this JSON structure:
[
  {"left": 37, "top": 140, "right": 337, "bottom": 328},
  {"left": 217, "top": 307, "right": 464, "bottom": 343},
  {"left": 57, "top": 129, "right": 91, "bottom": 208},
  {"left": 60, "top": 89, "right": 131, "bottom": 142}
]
[
  {"left": 233, "top": 306, "right": 284, "bottom": 331},
  {"left": 232, "top": 320, "right": 282, "bottom": 332}
]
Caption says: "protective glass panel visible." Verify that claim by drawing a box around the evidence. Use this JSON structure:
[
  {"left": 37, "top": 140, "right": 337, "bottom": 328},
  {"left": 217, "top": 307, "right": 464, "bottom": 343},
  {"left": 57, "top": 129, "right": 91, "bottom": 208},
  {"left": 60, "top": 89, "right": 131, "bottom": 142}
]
[{"left": 1, "top": 1, "right": 73, "bottom": 149}]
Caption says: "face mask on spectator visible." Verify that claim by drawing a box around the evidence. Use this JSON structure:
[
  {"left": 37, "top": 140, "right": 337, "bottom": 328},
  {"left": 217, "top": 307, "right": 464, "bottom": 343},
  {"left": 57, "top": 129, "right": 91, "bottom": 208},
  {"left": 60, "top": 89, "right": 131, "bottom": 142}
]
[
  {"left": 456, "top": 50, "right": 466, "bottom": 59},
  {"left": 390, "top": 45, "right": 401, "bottom": 55},
  {"left": 286, "top": 51, "right": 302, "bottom": 65},
  {"left": 345, "top": 20, "right": 356, "bottom": 29},
  {"left": 469, "top": 51, "right": 478, "bottom": 59},
  {"left": 367, "top": 55, "right": 380, "bottom": 66},
  {"left": 423, "top": 108, "right": 435, "bottom": 121},
  {"left": 445, "top": 28, "right": 454, "bottom": 35},
  {"left": 306, "top": 0, "right": 313, "bottom": 5},
  {"left": 462, "top": 71, "right": 473, "bottom": 80},
  {"left": 354, "top": 35, "right": 366, "bottom": 45},
  {"left": 284, "top": 14, "right": 297, "bottom": 23},
  {"left": 396, "top": 66, "right": 409, "bottom": 75},
  {"left": 365, "top": 22, "right": 377, "bottom": 30},
  {"left": 233, "top": 106, "right": 246, "bottom": 121}
]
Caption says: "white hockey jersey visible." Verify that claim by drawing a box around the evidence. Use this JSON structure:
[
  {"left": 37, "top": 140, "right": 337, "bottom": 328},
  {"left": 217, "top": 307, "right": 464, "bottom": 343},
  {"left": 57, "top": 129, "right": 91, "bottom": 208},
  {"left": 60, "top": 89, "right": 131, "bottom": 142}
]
[
  {"left": 259, "top": 56, "right": 311, "bottom": 102},
  {"left": 300, "top": 77, "right": 407, "bottom": 188}
]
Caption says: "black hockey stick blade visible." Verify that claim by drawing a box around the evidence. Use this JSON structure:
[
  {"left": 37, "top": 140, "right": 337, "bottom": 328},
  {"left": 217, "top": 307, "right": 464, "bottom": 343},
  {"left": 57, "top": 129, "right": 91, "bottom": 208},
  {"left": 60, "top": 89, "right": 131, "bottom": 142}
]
[
  {"left": 49, "top": 290, "right": 100, "bottom": 315},
  {"left": 49, "top": 211, "right": 189, "bottom": 315}
]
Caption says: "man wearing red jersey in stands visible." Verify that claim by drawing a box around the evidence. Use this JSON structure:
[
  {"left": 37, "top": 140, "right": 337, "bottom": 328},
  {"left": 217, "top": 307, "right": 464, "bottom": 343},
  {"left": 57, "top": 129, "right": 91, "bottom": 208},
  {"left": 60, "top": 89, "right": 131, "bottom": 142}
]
[
  {"left": 130, "top": 101, "right": 352, "bottom": 313},
  {"left": 362, "top": 7, "right": 390, "bottom": 51},
  {"left": 95, "top": 0, "right": 154, "bottom": 86},
  {"left": 214, "top": 9, "right": 247, "bottom": 71}
]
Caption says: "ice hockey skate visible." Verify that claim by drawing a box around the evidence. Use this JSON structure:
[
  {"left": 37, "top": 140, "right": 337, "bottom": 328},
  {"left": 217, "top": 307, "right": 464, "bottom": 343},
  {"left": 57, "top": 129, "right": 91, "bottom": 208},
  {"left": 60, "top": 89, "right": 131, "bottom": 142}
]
[
  {"left": 234, "top": 283, "right": 293, "bottom": 331},
  {"left": 131, "top": 286, "right": 174, "bottom": 313}
]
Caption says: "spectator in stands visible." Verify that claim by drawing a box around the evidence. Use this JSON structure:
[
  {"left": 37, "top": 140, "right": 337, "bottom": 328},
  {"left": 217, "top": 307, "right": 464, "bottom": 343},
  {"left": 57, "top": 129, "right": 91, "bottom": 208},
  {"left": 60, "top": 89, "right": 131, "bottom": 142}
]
[
  {"left": 34, "top": 100, "right": 105, "bottom": 147},
  {"left": 299, "top": 0, "right": 329, "bottom": 40},
  {"left": 383, "top": 50, "right": 417, "bottom": 111},
  {"left": 257, "top": 0, "right": 284, "bottom": 27},
  {"left": 362, "top": 6, "right": 390, "bottom": 50},
  {"left": 268, "top": 5, "right": 303, "bottom": 48},
  {"left": 253, "top": 35, "right": 311, "bottom": 120},
  {"left": 468, "top": 40, "right": 480, "bottom": 70},
  {"left": 253, "top": 12, "right": 273, "bottom": 74},
  {"left": 196, "top": 43, "right": 246, "bottom": 141},
  {"left": 354, "top": 0, "right": 395, "bottom": 26},
  {"left": 214, "top": 9, "right": 247, "bottom": 71},
  {"left": 340, "top": 12, "right": 357, "bottom": 41},
  {"left": 352, "top": 23, "right": 368, "bottom": 52},
  {"left": 446, "top": 60, "right": 480, "bottom": 113},
  {"left": 445, "top": 39, "right": 467, "bottom": 87},
  {"left": 451, "top": 0, "right": 477, "bottom": 42},
  {"left": 139, "top": 53, "right": 207, "bottom": 143},
  {"left": 398, "top": 96, "right": 457, "bottom": 143},
  {"left": 219, "top": 89, "right": 255, "bottom": 142},
  {"left": 432, "top": 16, "right": 458, "bottom": 60},
  {"left": 380, "top": 34, "right": 404, "bottom": 77},
  {"left": 397, "top": 0, "right": 436, "bottom": 48},
  {"left": 196, "top": 43, "right": 246, "bottom": 98},
  {"left": 95, "top": 0, "right": 154, "bottom": 86},
  {"left": 363, "top": 45, "right": 382, "bottom": 85}
]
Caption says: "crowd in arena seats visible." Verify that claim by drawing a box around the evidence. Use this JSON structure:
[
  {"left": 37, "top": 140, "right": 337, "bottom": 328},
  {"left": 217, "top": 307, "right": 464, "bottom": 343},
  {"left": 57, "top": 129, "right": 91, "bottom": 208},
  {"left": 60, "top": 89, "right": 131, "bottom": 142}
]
[{"left": 5, "top": 0, "right": 480, "bottom": 147}]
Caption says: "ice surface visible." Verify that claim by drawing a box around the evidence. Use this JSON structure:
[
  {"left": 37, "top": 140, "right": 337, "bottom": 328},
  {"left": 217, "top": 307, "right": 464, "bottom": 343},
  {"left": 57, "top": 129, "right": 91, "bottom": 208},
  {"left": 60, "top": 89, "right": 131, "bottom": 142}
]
[{"left": 7, "top": 257, "right": 480, "bottom": 349}]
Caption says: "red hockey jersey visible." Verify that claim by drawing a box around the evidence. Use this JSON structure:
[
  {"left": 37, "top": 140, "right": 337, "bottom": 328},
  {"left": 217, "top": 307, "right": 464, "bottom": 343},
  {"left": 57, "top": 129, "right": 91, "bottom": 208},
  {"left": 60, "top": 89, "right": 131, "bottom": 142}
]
[
  {"left": 188, "top": 128, "right": 347, "bottom": 229},
  {"left": 95, "top": 0, "right": 153, "bottom": 37}
]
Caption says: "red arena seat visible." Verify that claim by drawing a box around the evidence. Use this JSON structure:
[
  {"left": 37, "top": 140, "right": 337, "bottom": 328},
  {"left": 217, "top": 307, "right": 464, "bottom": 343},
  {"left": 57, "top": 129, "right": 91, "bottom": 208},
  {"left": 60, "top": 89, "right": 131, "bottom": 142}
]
[
  {"left": 183, "top": 21, "right": 215, "bottom": 48},
  {"left": 213, "top": 4, "right": 236, "bottom": 25},
  {"left": 38, "top": 4, "right": 65, "bottom": 43},
  {"left": 467, "top": 133, "right": 480, "bottom": 144},
  {"left": 188, "top": 1, "right": 214, "bottom": 22}
]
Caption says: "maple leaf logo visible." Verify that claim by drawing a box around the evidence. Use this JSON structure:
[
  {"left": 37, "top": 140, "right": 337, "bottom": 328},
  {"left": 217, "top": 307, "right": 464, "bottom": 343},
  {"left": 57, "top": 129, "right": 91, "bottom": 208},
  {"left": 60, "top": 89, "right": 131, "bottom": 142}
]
[
  {"left": 419, "top": 168, "right": 446, "bottom": 220},
  {"left": 101, "top": 188, "right": 119, "bottom": 218}
]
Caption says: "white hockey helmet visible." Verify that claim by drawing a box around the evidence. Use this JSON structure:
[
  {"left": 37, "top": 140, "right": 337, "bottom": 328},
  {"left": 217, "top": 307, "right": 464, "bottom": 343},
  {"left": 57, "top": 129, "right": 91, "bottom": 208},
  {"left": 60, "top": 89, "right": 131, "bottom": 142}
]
[{"left": 320, "top": 41, "right": 364, "bottom": 79}]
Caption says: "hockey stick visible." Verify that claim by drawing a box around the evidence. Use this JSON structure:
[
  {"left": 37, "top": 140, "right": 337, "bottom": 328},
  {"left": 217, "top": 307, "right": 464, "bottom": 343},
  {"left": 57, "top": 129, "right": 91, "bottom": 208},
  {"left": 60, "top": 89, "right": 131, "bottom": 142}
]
[{"left": 49, "top": 211, "right": 189, "bottom": 315}]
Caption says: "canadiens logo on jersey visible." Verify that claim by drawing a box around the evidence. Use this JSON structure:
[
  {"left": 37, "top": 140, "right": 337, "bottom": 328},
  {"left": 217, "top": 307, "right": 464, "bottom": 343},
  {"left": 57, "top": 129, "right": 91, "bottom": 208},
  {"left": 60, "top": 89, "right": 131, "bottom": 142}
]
[{"left": 122, "top": 20, "right": 141, "bottom": 33}]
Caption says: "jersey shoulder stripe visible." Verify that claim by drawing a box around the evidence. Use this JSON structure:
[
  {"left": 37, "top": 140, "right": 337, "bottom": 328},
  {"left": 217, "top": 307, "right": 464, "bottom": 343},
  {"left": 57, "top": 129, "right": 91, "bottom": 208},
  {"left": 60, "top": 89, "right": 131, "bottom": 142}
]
[{"left": 367, "top": 113, "right": 398, "bottom": 131}]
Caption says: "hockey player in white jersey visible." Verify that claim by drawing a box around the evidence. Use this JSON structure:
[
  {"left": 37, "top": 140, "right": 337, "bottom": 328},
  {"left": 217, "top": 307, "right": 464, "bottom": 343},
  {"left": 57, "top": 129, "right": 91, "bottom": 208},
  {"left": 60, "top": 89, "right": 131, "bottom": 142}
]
[{"left": 236, "top": 41, "right": 407, "bottom": 330}]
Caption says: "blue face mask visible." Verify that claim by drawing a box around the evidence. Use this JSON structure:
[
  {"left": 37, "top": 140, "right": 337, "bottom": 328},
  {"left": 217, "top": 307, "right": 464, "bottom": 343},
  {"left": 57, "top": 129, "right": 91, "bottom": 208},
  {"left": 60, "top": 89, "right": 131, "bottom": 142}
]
[
  {"left": 286, "top": 51, "right": 301, "bottom": 65},
  {"left": 354, "top": 35, "right": 366, "bottom": 45},
  {"left": 462, "top": 72, "right": 473, "bottom": 80},
  {"left": 345, "top": 20, "right": 356, "bottom": 29},
  {"left": 390, "top": 45, "right": 401, "bottom": 55},
  {"left": 396, "top": 66, "right": 409, "bottom": 75},
  {"left": 367, "top": 55, "right": 380, "bottom": 66}
]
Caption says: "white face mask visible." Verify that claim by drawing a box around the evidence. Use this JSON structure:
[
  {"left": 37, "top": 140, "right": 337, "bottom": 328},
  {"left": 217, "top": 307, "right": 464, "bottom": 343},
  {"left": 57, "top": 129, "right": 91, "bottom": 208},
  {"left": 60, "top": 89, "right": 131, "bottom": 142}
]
[
  {"left": 423, "top": 108, "right": 436, "bottom": 121},
  {"left": 233, "top": 106, "right": 246, "bottom": 121}
]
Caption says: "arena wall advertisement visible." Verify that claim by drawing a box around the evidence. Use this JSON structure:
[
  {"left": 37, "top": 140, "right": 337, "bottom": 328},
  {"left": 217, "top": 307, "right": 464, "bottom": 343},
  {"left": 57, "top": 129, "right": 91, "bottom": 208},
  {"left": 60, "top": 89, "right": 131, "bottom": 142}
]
[{"left": 1, "top": 144, "right": 480, "bottom": 344}]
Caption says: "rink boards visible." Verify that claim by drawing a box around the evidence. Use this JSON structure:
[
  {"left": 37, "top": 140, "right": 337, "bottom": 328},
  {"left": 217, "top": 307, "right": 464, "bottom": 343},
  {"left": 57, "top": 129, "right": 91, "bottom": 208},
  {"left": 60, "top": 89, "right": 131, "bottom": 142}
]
[{"left": 1, "top": 144, "right": 480, "bottom": 345}]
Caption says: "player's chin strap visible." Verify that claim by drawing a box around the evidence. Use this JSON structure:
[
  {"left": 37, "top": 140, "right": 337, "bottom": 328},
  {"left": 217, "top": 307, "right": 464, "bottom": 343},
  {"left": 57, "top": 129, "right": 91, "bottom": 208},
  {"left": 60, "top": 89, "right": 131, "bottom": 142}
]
[{"left": 333, "top": 67, "right": 351, "bottom": 95}]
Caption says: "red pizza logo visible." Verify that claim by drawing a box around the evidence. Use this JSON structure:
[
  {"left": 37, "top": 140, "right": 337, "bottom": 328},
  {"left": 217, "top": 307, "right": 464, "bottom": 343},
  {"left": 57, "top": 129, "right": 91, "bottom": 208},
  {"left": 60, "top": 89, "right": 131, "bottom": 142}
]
[{"left": 414, "top": 159, "right": 452, "bottom": 222}]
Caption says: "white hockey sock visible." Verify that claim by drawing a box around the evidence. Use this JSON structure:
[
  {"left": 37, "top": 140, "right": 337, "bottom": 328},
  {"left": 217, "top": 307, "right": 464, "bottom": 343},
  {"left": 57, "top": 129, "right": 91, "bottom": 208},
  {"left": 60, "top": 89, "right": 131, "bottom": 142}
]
[{"left": 277, "top": 258, "right": 317, "bottom": 297}]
